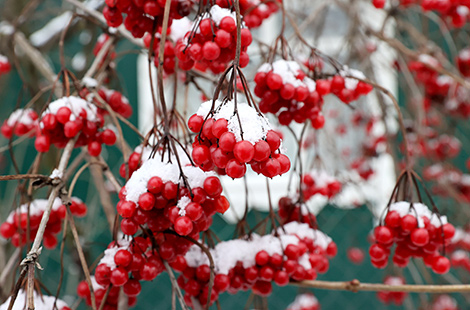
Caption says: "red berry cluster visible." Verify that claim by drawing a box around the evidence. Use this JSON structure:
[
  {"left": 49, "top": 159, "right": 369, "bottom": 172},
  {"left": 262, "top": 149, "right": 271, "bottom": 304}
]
[
  {"left": 175, "top": 5, "right": 252, "bottom": 74},
  {"left": 372, "top": 0, "right": 470, "bottom": 28},
  {"left": 286, "top": 293, "right": 320, "bottom": 310},
  {"left": 376, "top": 276, "right": 407, "bottom": 305},
  {"left": 117, "top": 157, "right": 229, "bottom": 239},
  {"left": 80, "top": 86, "right": 133, "bottom": 119},
  {"left": 369, "top": 201, "right": 454, "bottom": 274},
  {"left": 301, "top": 170, "right": 342, "bottom": 201},
  {"left": 188, "top": 100, "right": 290, "bottom": 178},
  {"left": 0, "top": 54, "right": 11, "bottom": 76},
  {"left": 278, "top": 197, "right": 317, "bottom": 227},
  {"left": 1, "top": 108, "right": 38, "bottom": 139},
  {"left": 431, "top": 295, "right": 459, "bottom": 310},
  {"left": 103, "top": 0, "right": 192, "bottom": 38},
  {"left": 0, "top": 197, "right": 87, "bottom": 249},
  {"left": 78, "top": 275, "right": 137, "bottom": 310},
  {"left": 254, "top": 60, "right": 325, "bottom": 128},
  {"left": 215, "top": 0, "right": 281, "bottom": 28},
  {"left": 35, "top": 96, "right": 117, "bottom": 156},
  {"left": 175, "top": 222, "right": 336, "bottom": 307}
]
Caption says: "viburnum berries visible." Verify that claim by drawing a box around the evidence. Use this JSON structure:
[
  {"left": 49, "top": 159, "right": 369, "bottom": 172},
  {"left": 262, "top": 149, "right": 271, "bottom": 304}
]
[
  {"left": 176, "top": 222, "right": 336, "bottom": 307},
  {"left": 215, "top": 0, "right": 281, "bottom": 29},
  {"left": 175, "top": 5, "right": 252, "bottom": 74},
  {"left": 0, "top": 197, "right": 87, "bottom": 249},
  {"left": 1, "top": 108, "right": 38, "bottom": 139},
  {"left": 189, "top": 99, "right": 290, "bottom": 178},
  {"left": 376, "top": 276, "right": 407, "bottom": 305},
  {"left": 369, "top": 201, "right": 454, "bottom": 274},
  {"left": 35, "top": 96, "right": 116, "bottom": 156}
]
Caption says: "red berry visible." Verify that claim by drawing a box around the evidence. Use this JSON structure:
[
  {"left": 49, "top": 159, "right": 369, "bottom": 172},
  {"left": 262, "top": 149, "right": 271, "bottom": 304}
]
[
  {"left": 203, "top": 176, "right": 223, "bottom": 197},
  {"left": 203, "top": 42, "right": 221, "bottom": 61},
  {"left": 123, "top": 279, "right": 141, "bottom": 296},
  {"left": 410, "top": 228, "right": 430, "bottom": 247},
  {"left": 174, "top": 216, "right": 193, "bottom": 236},
  {"left": 219, "top": 132, "right": 236, "bottom": 152},
  {"left": 374, "top": 226, "right": 393, "bottom": 245},
  {"left": 225, "top": 159, "right": 246, "bottom": 178},
  {"left": 88, "top": 141, "right": 102, "bottom": 157},
  {"left": 188, "top": 114, "right": 204, "bottom": 133},
  {"left": 233, "top": 141, "right": 255, "bottom": 163},
  {"left": 219, "top": 16, "right": 236, "bottom": 32},
  {"left": 266, "top": 73, "right": 283, "bottom": 90},
  {"left": 114, "top": 249, "right": 132, "bottom": 267},
  {"left": 432, "top": 256, "right": 450, "bottom": 274},
  {"left": 255, "top": 250, "right": 269, "bottom": 266},
  {"left": 401, "top": 214, "right": 417, "bottom": 232},
  {"left": 148, "top": 176, "right": 163, "bottom": 194},
  {"left": 101, "top": 129, "right": 116, "bottom": 145},
  {"left": 138, "top": 192, "right": 155, "bottom": 210},
  {"left": 110, "top": 267, "right": 129, "bottom": 286}
]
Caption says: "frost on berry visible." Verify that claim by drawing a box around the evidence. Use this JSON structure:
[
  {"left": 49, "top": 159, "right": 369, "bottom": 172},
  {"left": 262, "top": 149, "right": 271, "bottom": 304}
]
[{"left": 189, "top": 99, "right": 290, "bottom": 178}]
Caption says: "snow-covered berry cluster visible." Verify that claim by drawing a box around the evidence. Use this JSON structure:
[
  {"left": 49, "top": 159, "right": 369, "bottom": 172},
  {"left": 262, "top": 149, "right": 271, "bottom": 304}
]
[
  {"left": 1, "top": 108, "right": 38, "bottom": 139},
  {"left": 370, "top": 201, "right": 454, "bottom": 274},
  {"left": 118, "top": 157, "right": 230, "bottom": 238},
  {"left": 254, "top": 60, "right": 324, "bottom": 128},
  {"left": 35, "top": 96, "right": 116, "bottom": 156},
  {"left": 0, "top": 54, "right": 10, "bottom": 77},
  {"left": 431, "top": 295, "right": 459, "bottom": 310},
  {"left": 103, "top": 0, "right": 193, "bottom": 38},
  {"left": 175, "top": 5, "right": 252, "bottom": 74},
  {"left": 80, "top": 84, "right": 133, "bottom": 119},
  {"left": 376, "top": 276, "right": 407, "bottom": 305},
  {"left": 0, "top": 289, "right": 71, "bottom": 310},
  {"left": 0, "top": 197, "right": 87, "bottom": 249},
  {"left": 372, "top": 0, "right": 470, "bottom": 28},
  {"left": 278, "top": 197, "right": 317, "bottom": 227},
  {"left": 315, "top": 70, "right": 373, "bottom": 104},
  {"left": 176, "top": 222, "right": 336, "bottom": 307},
  {"left": 215, "top": 0, "right": 281, "bottom": 29},
  {"left": 301, "top": 170, "right": 342, "bottom": 201},
  {"left": 286, "top": 293, "right": 320, "bottom": 310},
  {"left": 189, "top": 99, "right": 290, "bottom": 178},
  {"left": 77, "top": 275, "right": 137, "bottom": 310}
]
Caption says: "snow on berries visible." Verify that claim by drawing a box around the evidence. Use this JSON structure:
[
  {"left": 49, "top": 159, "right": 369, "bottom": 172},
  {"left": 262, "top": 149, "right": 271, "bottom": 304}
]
[
  {"left": 286, "top": 293, "right": 320, "bottom": 310},
  {"left": 176, "top": 222, "right": 336, "bottom": 307},
  {"left": 35, "top": 96, "right": 116, "bottom": 156},
  {"left": 103, "top": 0, "right": 193, "bottom": 38},
  {"left": 77, "top": 275, "right": 137, "bottom": 310},
  {"left": 0, "top": 289, "right": 70, "bottom": 310},
  {"left": 0, "top": 54, "right": 11, "bottom": 77},
  {"left": 189, "top": 99, "right": 290, "bottom": 178},
  {"left": 215, "top": 0, "right": 281, "bottom": 29},
  {"left": 0, "top": 197, "right": 87, "bottom": 249},
  {"left": 175, "top": 5, "right": 252, "bottom": 74},
  {"left": 369, "top": 201, "right": 454, "bottom": 274},
  {"left": 376, "top": 276, "right": 407, "bottom": 305},
  {"left": 1, "top": 108, "right": 38, "bottom": 139},
  {"left": 118, "top": 157, "right": 230, "bottom": 238}
]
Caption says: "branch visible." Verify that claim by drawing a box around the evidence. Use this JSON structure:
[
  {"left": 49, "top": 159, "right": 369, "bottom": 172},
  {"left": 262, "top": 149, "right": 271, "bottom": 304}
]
[{"left": 295, "top": 279, "right": 470, "bottom": 293}]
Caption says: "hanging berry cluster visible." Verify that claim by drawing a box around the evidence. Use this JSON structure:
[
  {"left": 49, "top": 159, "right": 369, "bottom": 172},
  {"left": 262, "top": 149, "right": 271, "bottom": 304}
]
[
  {"left": 189, "top": 99, "right": 290, "bottom": 178},
  {"left": 117, "top": 157, "right": 229, "bottom": 238},
  {"left": 34, "top": 96, "right": 117, "bottom": 156},
  {"left": 376, "top": 276, "right": 407, "bottom": 305},
  {"left": 1, "top": 108, "right": 38, "bottom": 139},
  {"left": 0, "top": 197, "right": 87, "bottom": 249},
  {"left": 103, "top": 0, "right": 193, "bottom": 38},
  {"left": 175, "top": 5, "right": 252, "bottom": 74},
  {"left": 370, "top": 201, "right": 454, "bottom": 274},
  {"left": 175, "top": 222, "right": 336, "bottom": 307}
]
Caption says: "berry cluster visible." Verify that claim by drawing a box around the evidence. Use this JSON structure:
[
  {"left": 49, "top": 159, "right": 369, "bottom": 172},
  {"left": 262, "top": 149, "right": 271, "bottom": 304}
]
[
  {"left": 118, "top": 157, "right": 230, "bottom": 238},
  {"left": 277, "top": 196, "right": 317, "bottom": 226},
  {"left": 254, "top": 60, "right": 324, "bottom": 128},
  {"left": 0, "top": 54, "right": 11, "bottom": 76},
  {"left": 431, "top": 295, "right": 459, "bottom": 310},
  {"left": 80, "top": 85, "right": 133, "bottom": 119},
  {"left": 189, "top": 100, "right": 290, "bottom": 178},
  {"left": 175, "top": 5, "right": 252, "bottom": 74},
  {"left": 0, "top": 289, "right": 70, "bottom": 310},
  {"left": 301, "top": 170, "right": 342, "bottom": 201},
  {"left": 372, "top": 0, "right": 470, "bottom": 28},
  {"left": 286, "top": 293, "right": 320, "bottom": 310},
  {"left": 369, "top": 201, "right": 454, "bottom": 274},
  {"left": 1, "top": 108, "right": 38, "bottom": 139},
  {"left": 215, "top": 0, "right": 281, "bottom": 29},
  {"left": 376, "top": 276, "right": 407, "bottom": 305},
  {"left": 103, "top": 0, "right": 192, "bottom": 38},
  {"left": 78, "top": 275, "right": 137, "bottom": 310},
  {"left": 35, "top": 96, "right": 117, "bottom": 156},
  {"left": 176, "top": 222, "right": 336, "bottom": 307},
  {"left": 0, "top": 197, "right": 87, "bottom": 248}
]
